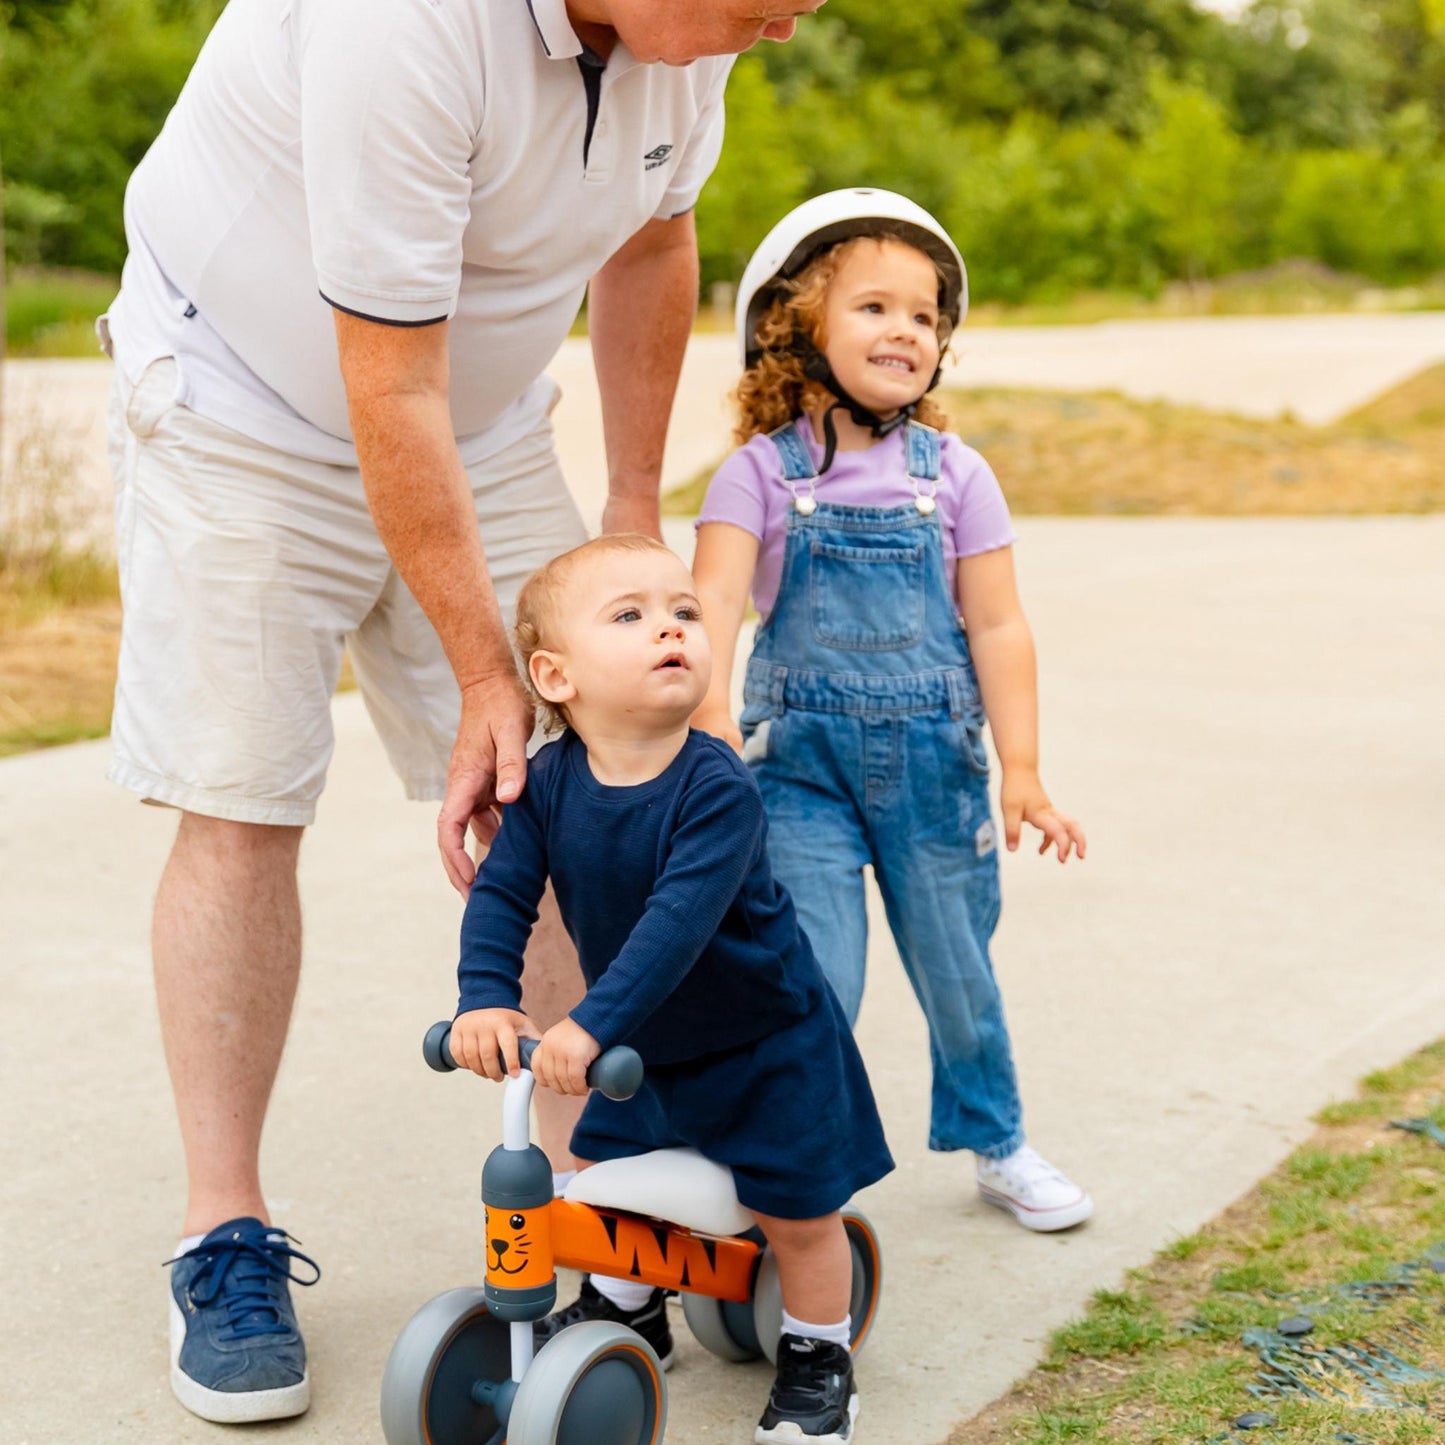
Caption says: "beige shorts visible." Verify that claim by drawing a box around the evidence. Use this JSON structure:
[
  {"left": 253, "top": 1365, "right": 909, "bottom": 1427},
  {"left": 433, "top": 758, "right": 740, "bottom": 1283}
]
[{"left": 106, "top": 359, "right": 587, "bottom": 826}]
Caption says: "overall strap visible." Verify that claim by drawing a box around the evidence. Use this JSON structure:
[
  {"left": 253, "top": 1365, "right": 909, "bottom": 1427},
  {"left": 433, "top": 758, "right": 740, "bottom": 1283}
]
[
  {"left": 767, "top": 421, "right": 819, "bottom": 481},
  {"left": 767, "top": 420, "right": 820, "bottom": 514},
  {"left": 905, "top": 421, "right": 941, "bottom": 482},
  {"left": 905, "top": 421, "right": 941, "bottom": 514}
]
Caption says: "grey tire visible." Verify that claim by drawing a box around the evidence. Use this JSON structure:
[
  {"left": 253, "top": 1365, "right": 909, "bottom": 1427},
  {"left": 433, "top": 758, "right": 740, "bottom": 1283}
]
[
  {"left": 507, "top": 1321, "right": 667, "bottom": 1445},
  {"left": 681, "top": 1291, "right": 763, "bottom": 1362},
  {"left": 379, "top": 1287, "right": 511, "bottom": 1445}
]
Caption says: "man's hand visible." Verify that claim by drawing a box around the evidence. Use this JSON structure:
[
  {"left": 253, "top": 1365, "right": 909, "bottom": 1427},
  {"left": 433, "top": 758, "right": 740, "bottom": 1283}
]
[
  {"left": 532, "top": 1018, "right": 602, "bottom": 1097},
  {"left": 1000, "top": 768, "right": 1088, "bottom": 863},
  {"left": 439, "top": 672, "right": 537, "bottom": 895},
  {"left": 450, "top": 1007, "right": 539, "bottom": 1081},
  {"left": 691, "top": 702, "right": 742, "bottom": 754}
]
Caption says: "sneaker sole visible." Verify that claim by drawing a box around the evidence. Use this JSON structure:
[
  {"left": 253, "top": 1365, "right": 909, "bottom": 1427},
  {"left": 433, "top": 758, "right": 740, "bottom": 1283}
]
[
  {"left": 978, "top": 1184, "right": 1094, "bottom": 1232},
  {"left": 755, "top": 1390, "right": 859, "bottom": 1445},
  {"left": 168, "top": 1296, "right": 310, "bottom": 1423}
]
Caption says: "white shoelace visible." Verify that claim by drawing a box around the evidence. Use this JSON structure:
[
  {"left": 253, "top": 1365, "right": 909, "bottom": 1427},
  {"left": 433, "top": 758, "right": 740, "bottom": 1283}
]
[{"left": 982, "top": 1144, "right": 1066, "bottom": 1189}]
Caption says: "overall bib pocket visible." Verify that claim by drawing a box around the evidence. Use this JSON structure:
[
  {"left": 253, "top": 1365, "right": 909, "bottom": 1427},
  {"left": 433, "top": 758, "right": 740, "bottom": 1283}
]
[{"left": 809, "top": 538, "right": 925, "bottom": 651}]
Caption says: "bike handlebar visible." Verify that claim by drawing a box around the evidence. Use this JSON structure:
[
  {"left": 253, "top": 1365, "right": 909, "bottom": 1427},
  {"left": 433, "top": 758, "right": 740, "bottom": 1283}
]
[{"left": 422, "top": 1021, "right": 644, "bottom": 1102}]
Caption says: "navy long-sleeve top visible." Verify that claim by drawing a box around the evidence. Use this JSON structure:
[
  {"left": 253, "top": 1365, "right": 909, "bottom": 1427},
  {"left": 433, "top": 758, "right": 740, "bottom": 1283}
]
[{"left": 457, "top": 729, "right": 822, "bottom": 1066}]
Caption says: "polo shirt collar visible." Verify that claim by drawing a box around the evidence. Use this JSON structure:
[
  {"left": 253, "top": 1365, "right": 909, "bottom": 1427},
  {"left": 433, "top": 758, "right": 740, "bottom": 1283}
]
[
  {"left": 524, "top": 0, "right": 641, "bottom": 72},
  {"left": 523, "top": 0, "right": 584, "bottom": 59}
]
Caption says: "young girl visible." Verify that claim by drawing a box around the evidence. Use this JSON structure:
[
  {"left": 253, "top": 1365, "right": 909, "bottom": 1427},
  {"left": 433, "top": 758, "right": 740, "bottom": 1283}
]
[{"left": 691, "top": 189, "right": 1092, "bottom": 1232}]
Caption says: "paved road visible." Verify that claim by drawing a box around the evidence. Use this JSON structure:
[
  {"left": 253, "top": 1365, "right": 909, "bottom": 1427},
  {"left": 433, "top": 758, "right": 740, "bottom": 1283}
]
[
  {"left": 4, "top": 512, "right": 1443, "bottom": 1443},
  {"left": 6, "top": 312, "right": 1445, "bottom": 546}
]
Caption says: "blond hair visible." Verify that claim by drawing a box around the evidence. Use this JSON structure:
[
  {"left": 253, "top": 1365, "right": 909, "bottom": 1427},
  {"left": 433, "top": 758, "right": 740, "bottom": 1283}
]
[
  {"left": 514, "top": 533, "right": 675, "bottom": 734},
  {"left": 733, "top": 235, "right": 955, "bottom": 445}
]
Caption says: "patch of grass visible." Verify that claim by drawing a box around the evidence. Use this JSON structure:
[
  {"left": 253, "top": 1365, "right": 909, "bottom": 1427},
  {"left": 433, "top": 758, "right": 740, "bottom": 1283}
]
[
  {"left": 1363, "top": 1042, "right": 1445, "bottom": 1096},
  {"left": 1049, "top": 1289, "right": 1168, "bottom": 1361},
  {"left": 1284, "top": 1147, "right": 1380, "bottom": 1198},
  {"left": 1160, "top": 1232, "right": 1207, "bottom": 1262},
  {"left": 4, "top": 267, "right": 116, "bottom": 356},
  {"left": 947, "top": 1036, "right": 1445, "bottom": 1445},
  {"left": 663, "top": 365, "right": 1445, "bottom": 518}
]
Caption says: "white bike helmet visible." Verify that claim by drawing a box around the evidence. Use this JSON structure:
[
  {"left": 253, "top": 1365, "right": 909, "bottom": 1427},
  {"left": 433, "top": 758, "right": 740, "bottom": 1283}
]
[{"left": 735, "top": 188, "right": 968, "bottom": 367}]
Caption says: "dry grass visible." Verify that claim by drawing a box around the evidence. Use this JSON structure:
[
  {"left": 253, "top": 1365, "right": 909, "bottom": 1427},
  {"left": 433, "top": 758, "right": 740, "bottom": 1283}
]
[
  {"left": 663, "top": 365, "right": 1445, "bottom": 518},
  {"left": 941, "top": 369, "right": 1445, "bottom": 516},
  {"left": 0, "top": 592, "right": 120, "bottom": 756}
]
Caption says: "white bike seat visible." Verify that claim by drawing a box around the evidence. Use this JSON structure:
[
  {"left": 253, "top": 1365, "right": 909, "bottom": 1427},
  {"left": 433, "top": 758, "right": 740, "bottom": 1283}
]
[{"left": 563, "top": 1147, "right": 755, "bottom": 1238}]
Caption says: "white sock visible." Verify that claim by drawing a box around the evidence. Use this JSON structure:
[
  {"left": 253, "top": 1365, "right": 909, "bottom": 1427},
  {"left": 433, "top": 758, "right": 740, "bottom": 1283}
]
[
  {"left": 591, "top": 1273, "right": 656, "bottom": 1311},
  {"left": 781, "top": 1309, "right": 851, "bottom": 1348},
  {"left": 552, "top": 1169, "right": 577, "bottom": 1196},
  {"left": 174, "top": 1233, "right": 204, "bottom": 1260}
]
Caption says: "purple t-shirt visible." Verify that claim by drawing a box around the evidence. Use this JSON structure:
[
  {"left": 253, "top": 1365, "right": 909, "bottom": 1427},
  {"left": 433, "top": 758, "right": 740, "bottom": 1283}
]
[{"left": 697, "top": 423, "right": 1018, "bottom": 619}]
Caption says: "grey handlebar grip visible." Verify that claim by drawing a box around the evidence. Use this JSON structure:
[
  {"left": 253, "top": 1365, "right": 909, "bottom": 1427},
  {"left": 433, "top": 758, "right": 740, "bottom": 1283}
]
[{"left": 422, "top": 1021, "right": 643, "bottom": 1102}]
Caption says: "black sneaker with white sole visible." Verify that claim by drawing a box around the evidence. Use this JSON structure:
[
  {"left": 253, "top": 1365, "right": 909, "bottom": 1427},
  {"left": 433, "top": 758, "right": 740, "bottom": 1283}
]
[
  {"left": 755, "top": 1334, "right": 859, "bottom": 1445},
  {"left": 533, "top": 1277, "right": 675, "bottom": 1369}
]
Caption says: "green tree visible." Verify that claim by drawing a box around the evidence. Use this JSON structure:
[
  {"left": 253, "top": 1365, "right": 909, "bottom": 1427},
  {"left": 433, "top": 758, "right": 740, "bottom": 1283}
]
[
  {"left": 963, "top": 0, "right": 1221, "bottom": 131},
  {"left": 1136, "top": 74, "right": 1243, "bottom": 280},
  {"left": 0, "top": 0, "right": 223, "bottom": 272},
  {"left": 1374, "top": 0, "right": 1445, "bottom": 124},
  {"left": 761, "top": 0, "right": 1015, "bottom": 125},
  {"left": 1212, "top": 0, "right": 1392, "bottom": 148},
  {"left": 694, "top": 55, "right": 810, "bottom": 287}
]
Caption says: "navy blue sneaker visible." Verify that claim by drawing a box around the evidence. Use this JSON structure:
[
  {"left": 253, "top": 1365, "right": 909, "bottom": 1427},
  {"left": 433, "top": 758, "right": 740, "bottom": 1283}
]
[{"left": 165, "top": 1218, "right": 320, "bottom": 1422}]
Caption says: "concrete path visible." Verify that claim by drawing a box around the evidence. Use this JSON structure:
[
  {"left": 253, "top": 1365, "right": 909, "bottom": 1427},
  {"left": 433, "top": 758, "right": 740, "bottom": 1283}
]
[
  {"left": 7, "top": 312, "right": 1445, "bottom": 547},
  {"left": 4, "top": 513, "right": 1443, "bottom": 1444}
]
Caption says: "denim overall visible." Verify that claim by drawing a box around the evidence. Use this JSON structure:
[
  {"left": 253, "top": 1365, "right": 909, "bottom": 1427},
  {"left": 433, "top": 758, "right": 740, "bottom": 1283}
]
[{"left": 740, "top": 419, "right": 1024, "bottom": 1158}]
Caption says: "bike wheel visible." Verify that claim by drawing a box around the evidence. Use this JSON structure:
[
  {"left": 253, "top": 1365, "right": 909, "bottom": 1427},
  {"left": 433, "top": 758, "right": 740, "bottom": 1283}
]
[
  {"left": 379, "top": 1287, "right": 512, "bottom": 1445},
  {"left": 681, "top": 1291, "right": 763, "bottom": 1362},
  {"left": 506, "top": 1321, "right": 667, "bottom": 1445},
  {"left": 842, "top": 1206, "right": 883, "bottom": 1355}
]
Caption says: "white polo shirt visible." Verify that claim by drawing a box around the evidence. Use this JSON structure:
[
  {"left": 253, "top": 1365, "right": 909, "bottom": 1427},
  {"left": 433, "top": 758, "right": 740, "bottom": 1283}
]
[{"left": 105, "top": 0, "right": 732, "bottom": 466}]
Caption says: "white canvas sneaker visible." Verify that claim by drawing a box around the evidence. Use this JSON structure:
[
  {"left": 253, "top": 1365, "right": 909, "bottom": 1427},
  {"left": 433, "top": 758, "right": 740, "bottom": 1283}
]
[{"left": 976, "top": 1144, "right": 1093, "bottom": 1232}]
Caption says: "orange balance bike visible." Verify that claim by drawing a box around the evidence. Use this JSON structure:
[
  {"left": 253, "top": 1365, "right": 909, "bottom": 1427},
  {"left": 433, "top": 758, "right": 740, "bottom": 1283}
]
[{"left": 379, "top": 1023, "right": 882, "bottom": 1445}]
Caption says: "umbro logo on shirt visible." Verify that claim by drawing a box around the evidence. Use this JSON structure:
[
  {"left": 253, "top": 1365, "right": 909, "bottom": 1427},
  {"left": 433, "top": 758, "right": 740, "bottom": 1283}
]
[{"left": 643, "top": 143, "right": 674, "bottom": 170}]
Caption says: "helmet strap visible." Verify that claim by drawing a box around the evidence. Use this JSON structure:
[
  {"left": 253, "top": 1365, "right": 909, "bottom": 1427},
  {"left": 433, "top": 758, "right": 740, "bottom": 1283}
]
[{"left": 799, "top": 345, "right": 924, "bottom": 473}]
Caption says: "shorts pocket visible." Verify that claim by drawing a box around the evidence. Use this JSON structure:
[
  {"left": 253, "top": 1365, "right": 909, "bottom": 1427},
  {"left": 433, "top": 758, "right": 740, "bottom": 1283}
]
[{"left": 124, "top": 358, "right": 181, "bottom": 439}]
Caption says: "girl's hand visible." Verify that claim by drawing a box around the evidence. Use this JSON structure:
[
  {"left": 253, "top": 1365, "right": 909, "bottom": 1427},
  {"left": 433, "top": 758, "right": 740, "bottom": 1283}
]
[
  {"left": 450, "top": 1008, "right": 539, "bottom": 1081},
  {"left": 691, "top": 702, "right": 743, "bottom": 755},
  {"left": 533, "top": 1018, "right": 602, "bottom": 1097},
  {"left": 1000, "top": 770, "right": 1087, "bottom": 863}
]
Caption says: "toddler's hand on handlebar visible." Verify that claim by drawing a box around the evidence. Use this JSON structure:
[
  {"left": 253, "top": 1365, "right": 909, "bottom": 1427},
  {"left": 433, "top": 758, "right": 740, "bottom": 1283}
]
[
  {"left": 533, "top": 1018, "right": 602, "bottom": 1098},
  {"left": 450, "top": 1008, "right": 538, "bottom": 1081}
]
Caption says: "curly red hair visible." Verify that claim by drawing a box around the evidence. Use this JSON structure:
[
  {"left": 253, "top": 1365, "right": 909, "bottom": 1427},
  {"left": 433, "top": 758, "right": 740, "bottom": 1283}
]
[{"left": 733, "top": 235, "right": 954, "bottom": 446}]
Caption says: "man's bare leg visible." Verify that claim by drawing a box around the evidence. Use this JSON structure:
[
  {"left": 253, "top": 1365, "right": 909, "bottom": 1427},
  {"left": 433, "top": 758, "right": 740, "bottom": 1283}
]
[
  {"left": 521, "top": 884, "right": 587, "bottom": 1169},
  {"left": 153, "top": 813, "right": 304, "bottom": 1236}
]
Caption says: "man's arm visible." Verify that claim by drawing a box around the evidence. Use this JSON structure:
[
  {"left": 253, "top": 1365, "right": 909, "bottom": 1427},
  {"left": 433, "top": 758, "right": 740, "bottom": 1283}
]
[
  {"left": 586, "top": 210, "right": 700, "bottom": 540},
  {"left": 333, "top": 311, "right": 534, "bottom": 894}
]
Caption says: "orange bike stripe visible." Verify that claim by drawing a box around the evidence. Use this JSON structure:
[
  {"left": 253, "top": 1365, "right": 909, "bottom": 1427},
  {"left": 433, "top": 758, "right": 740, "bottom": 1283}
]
[{"left": 549, "top": 1199, "right": 757, "bottom": 1303}]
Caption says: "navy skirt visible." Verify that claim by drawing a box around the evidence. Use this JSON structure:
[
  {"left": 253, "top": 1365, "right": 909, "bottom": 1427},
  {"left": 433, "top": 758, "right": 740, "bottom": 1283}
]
[{"left": 571, "top": 986, "right": 893, "bottom": 1221}]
